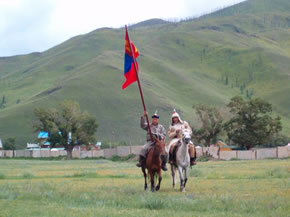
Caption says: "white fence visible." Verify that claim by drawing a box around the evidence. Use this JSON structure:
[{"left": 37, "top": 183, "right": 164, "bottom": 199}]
[
  {"left": 196, "top": 146, "right": 289, "bottom": 160},
  {"left": 0, "top": 145, "right": 289, "bottom": 160}
]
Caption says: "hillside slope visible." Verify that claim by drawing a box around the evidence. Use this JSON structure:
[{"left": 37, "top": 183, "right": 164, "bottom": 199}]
[{"left": 0, "top": 0, "right": 289, "bottom": 147}]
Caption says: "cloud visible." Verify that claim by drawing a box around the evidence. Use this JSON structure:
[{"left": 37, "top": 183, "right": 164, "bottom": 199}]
[
  {"left": 182, "top": 0, "right": 246, "bottom": 17},
  {"left": 1, "top": 0, "right": 186, "bottom": 56},
  {"left": 46, "top": 0, "right": 184, "bottom": 36},
  {"left": 0, "top": 0, "right": 55, "bottom": 56},
  {"left": 0, "top": 0, "right": 247, "bottom": 57}
]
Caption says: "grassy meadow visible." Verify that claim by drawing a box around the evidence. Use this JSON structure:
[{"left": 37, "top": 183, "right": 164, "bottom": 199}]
[{"left": 0, "top": 158, "right": 289, "bottom": 217}]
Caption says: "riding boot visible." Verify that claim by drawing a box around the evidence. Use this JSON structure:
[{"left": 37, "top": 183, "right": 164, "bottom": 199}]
[
  {"left": 161, "top": 155, "right": 168, "bottom": 171},
  {"left": 169, "top": 152, "right": 173, "bottom": 164},
  {"left": 190, "top": 157, "right": 197, "bottom": 166},
  {"left": 136, "top": 155, "right": 146, "bottom": 167}
]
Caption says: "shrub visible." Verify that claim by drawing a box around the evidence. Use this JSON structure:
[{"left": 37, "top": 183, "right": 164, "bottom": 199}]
[
  {"left": 141, "top": 194, "right": 166, "bottom": 210},
  {"left": 266, "top": 167, "right": 289, "bottom": 178},
  {"left": 110, "top": 154, "right": 136, "bottom": 162},
  {"left": 22, "top": 172, "right": 34, "bottom": 179},
  {"left": 190, "top": 168, "right": 203, "bottom": 177},
  {"left": 197, "top": 156, "right": 210, "bottom": 162},
  {"left": 0, "top": 173, "right": 5, "bottom": 179}
]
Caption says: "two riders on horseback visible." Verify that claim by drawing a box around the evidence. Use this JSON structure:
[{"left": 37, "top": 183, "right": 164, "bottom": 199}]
[{"left": 136, "top": 109, "right": 196, "bottom": 170}]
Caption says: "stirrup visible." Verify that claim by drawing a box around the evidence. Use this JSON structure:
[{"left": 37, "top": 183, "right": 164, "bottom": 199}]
[
  {"left": 169, "top": 152, "right": 174, "bottom": 164},
  {"left": 190, "top": 159, "right": 196, "bottom": 166},
  {"left": 136, "top": 156, "right": 145, "bottom": 167},
  {"left": 162, "top": 165, "right": 168, "bottom": 171},
  {"left": 136, "top": 162, "right": 142, "bottom": 167}
]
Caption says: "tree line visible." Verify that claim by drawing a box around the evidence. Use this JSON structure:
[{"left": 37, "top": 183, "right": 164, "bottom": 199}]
[
  {"left": 1, "top": 97, "right": 288, "bottom": 159},
  {"left": 192, "top": 96, "right": 287, "bottom": 150}
]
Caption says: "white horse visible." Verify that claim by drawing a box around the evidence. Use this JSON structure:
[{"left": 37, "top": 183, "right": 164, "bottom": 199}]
[{"left": 170, "top": 128, "right": 192, "bottom": 192}]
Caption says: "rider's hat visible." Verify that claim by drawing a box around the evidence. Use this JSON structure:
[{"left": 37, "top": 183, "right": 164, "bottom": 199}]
[
  {"left": 152, "top": 110, "right": 160, "bottom": 119},
  {"left": 171, "top": 109, "right": 182, "bottom": 124}
]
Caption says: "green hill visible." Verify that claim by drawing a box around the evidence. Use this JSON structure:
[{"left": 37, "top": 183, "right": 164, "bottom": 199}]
[{"left": 0, "top": 0, "right": 289, "bottom": 148}]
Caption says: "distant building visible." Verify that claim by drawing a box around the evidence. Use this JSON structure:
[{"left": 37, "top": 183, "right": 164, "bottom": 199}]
[
  {"left": 38, "top": 131, "right": 50, "bottom": 148},
  {"left": 26, "top": 131, "right": 51, "bottom": 150},
  {"left": 80, "top": 142, "right": 101, "bottom": 151},
  {"left": 73, "top": 145, "right": 80, "bottom": 151},
  {"left": 95, "top": 142, "right": 102, "bottom": 150},
  {"left": 27, "top": 143, "right": 40, "bottom": 150}
]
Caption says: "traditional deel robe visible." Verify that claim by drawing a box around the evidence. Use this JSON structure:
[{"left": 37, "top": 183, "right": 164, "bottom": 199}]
[
  {"left": 139, "top": 116, "right": 166, "bottom": 157},
  {"left": 167, "top": 121, "right": 192, "bottom": 153},
  {"left": 166, "top": 110, "right": 196, "bottom": 158}
]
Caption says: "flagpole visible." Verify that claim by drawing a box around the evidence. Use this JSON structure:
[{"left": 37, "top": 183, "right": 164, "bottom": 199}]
[{"left": 125, "top": 25, "right": 154, "bottom": 142}]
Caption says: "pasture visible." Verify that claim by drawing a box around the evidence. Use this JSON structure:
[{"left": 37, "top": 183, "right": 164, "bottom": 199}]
[{"left": 0, "top": 158, "right": 289, "bottom": 217}]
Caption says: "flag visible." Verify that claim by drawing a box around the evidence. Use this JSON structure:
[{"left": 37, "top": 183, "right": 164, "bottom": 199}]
[{"left": 122, "top": 30, "right": 139, "bottom": 89}]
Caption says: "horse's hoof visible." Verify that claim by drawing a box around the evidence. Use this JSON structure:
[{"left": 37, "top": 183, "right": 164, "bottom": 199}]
[
  {"left": 180, "top": 187, "right": 185, "bottom": 192},
  {"left": 155, "top": 186, "right": 160, "bottom": 191},
  {"left": 151, "top": 188, "right": 155, "bottom": 192}
]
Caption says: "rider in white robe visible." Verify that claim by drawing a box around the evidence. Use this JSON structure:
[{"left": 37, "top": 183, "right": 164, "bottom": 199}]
[{"left": 166, "top": 109, "right": 196, "bottom": 166}]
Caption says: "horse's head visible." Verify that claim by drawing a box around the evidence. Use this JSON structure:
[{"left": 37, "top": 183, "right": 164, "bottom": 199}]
[
  {"left": 181, "top": 127, "right": 192, "bottom": 145},
  {"left": 153, "top": 134, "right": 166, "bottom": 156}
]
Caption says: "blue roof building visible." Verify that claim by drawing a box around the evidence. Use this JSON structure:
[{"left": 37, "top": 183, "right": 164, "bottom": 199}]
[
  {"left": 38, "top": 131, "right": 49, "bottom": 139},
  {"left": 38, "top": 131, "right": 50, "bottom": 147}
]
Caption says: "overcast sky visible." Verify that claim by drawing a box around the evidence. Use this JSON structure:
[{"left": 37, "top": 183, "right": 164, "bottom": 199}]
[{"left": 0, "top": 0, "right": 246, "bottom": 57}]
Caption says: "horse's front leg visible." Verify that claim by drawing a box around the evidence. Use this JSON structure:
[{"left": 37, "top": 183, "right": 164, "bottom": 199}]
[
  {"left": 184, "top": 167, "right": 188, "bottom": 189},
  {"left": 177, "top": 166, "right": 185, "bottom": 192},
  {"left": 149, "top": 171, "right": 155, "bottom": 192},
  {"left": 142, "top": 167, "right": 147, "bottom": 190},
  {"left": 155, "top": 169, "right": 162, "bottom": 191},
  {"left": 171, "top": 164, "right": 175, "bottom": 189}
]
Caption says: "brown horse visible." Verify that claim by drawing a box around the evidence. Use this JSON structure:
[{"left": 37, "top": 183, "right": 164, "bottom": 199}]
[{"left": 142, "top": 137, "right": 166, "bottom": 192}]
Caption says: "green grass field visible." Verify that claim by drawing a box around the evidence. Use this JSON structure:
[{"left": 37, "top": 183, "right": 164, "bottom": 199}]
[{"left": 0, "top": 159, "right": 289, "bottom": 217}]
